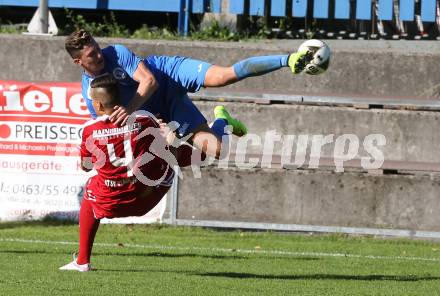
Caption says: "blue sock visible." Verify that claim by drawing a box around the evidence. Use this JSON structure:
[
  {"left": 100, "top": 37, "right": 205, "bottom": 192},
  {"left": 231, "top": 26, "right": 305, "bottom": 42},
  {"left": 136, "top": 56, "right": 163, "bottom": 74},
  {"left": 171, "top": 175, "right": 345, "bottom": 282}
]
[
  {"left": 211, "top": 118, "right": 229, "bottom": 140},
  {"left": 232, "top": 55, "right": 289, "bottom": 81}
]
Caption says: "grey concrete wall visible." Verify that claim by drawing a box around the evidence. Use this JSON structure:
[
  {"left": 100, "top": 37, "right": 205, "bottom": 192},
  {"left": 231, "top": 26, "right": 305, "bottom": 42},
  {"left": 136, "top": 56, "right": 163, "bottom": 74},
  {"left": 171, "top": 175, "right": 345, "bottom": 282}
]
[
  {"left": 1, "top": 34, "right": 440, "bottom": 98},
  {"left": 177, "top": 167, "right": 440, "bottom": 231},
  {"left": 194, "top": 101, "right": 440, "bottom": 163}
]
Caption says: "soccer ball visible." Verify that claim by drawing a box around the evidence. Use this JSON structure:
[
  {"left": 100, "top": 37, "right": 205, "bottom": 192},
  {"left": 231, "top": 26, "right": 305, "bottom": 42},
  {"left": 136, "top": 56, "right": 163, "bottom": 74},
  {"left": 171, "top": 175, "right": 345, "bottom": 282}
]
[{"left": 298, "top": 39, "right": 331, "bottom": 75}]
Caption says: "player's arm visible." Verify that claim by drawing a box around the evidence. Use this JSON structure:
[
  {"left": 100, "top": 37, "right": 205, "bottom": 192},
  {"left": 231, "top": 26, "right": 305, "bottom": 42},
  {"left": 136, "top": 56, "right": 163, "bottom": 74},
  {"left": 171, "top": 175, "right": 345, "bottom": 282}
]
[
  {"left": 79, "top": 127, "right": 93, "bottom": 172},
  {"left": 109, "top": 45, "right": 158, "bottom": 126},
  {"left": 130, "top": 62, "right": 158, "bottom": 111}
]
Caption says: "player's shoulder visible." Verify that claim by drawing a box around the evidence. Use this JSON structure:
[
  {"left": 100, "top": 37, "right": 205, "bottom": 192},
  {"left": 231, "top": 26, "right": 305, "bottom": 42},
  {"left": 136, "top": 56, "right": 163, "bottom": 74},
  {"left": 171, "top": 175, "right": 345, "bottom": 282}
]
[
  {"left": 83, "top": 115, "right": 110, "bottom": 131},
  {"left": 113, "top": 44, "right": 129, "bottom": 51},
  {"left": 101, "top": 44, "right": 120, "bottom": 60},
  {"left": 102, "top": 44, "right": 130, "bottom": 56}
]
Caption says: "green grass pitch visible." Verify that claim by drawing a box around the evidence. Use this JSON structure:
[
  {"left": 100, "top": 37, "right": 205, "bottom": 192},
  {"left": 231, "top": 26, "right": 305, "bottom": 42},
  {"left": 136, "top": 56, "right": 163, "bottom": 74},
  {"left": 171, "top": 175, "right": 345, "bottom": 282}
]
[{"left": 1, "top": 222, "right": 440, "bottom": 295}]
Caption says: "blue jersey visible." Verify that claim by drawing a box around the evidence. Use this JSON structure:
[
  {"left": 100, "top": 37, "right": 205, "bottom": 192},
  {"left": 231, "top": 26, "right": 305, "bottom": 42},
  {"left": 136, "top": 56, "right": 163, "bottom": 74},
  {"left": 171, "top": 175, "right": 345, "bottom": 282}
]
[{"left": 81, "top": 44, "right": 211, "bottom": 136}]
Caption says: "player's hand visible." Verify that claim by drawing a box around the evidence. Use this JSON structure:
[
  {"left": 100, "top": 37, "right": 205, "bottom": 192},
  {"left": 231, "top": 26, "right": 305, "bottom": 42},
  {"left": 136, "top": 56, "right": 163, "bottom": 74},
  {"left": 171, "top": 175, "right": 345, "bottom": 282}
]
[
  {"left": 109, "top": 105, "right": 130, "bottom": 126},
  {"left": 155, "top": 118, "right": 180, "bottom": 147},
  {"left": 157, "top": 119, "right": 175, "bottom": 145}
]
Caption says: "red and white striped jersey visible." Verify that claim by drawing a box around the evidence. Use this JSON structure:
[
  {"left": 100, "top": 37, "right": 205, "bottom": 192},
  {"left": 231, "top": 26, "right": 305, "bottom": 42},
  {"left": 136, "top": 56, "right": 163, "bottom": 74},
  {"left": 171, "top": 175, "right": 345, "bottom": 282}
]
[{"left": 80, "top": 114, "right": 173, "bottom": 203}]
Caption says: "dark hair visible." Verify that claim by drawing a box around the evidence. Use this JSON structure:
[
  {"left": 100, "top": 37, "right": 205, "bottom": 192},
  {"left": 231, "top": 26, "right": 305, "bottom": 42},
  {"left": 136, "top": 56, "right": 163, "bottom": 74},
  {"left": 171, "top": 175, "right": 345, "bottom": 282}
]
[
  {"left": 90, "top": 74, "right": 120, "bottom": 107},
  {"left": 65, "top": 29, "right": 93, "bottom": 58}
]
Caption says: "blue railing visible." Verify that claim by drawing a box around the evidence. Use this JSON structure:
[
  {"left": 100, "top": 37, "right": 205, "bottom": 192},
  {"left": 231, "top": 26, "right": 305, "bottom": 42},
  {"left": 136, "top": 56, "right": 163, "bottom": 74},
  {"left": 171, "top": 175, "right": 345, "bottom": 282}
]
[
  {"left": 0, "top": 0, "right": 438, "bottom": 36},
  {"left": 228, "top": 0, "right": 437, "bottom": 22}
]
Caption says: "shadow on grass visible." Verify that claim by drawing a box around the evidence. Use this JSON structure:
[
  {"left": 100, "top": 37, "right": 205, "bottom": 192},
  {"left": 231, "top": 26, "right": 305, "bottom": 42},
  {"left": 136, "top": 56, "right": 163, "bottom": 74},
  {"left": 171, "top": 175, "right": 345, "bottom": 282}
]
[
  {"left": 97, "top": 251, "right": 319, "bottom": 261},
  {"left": 0, "top": 249, "right": 50, "bottom": 255},
  {"left": 0, "top": 249, "right": 249, "bottom": 261},
  {"left": 98, "top": 251, "right": 250, "bottom": 260},
  {"left": 0, "top": 249, "right": 76, "bottom": 256},
  {"left": 79, "top": 269, "right": 440, "bottom": 282},
  {"left": 0, "top": 218, "right": 77, "bottom": 230},
  {"left": 93, "top": 251, "right": 320, "bottom": 261},
  {"left": 0, "top": 245, "right": 321, "bottom": 261},
  {"left": 0, "top": 249, "right": 240, "bottom": 260},
  {"left": 195, "top": 272, "right": 440, "bottom": 282}
]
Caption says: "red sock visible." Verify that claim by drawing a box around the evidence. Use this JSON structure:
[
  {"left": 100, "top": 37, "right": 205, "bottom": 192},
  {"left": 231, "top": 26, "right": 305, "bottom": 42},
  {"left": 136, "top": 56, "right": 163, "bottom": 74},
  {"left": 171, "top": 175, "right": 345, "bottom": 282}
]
[{"left": 76, "top": 198, "right": 100, "bottom": 265}]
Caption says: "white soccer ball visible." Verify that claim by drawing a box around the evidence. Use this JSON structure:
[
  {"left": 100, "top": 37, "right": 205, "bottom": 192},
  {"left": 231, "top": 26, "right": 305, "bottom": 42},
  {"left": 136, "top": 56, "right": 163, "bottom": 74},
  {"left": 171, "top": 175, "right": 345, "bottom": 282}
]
[{"left": 297, "top": 39, "right": 331, "bottom": 75}]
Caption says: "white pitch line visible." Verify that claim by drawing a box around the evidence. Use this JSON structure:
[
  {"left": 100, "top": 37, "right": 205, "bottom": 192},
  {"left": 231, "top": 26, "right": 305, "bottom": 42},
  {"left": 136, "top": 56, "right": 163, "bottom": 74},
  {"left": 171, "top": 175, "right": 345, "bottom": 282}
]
[{"left": 1, "top": 237, "right": 440, "bottom": 263}]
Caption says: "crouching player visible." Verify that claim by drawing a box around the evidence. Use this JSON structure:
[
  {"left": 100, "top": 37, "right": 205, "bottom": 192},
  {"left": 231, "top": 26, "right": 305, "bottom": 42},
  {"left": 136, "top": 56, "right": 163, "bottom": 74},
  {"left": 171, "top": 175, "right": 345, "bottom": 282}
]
[{"left": 60, "top": 74, "right": 179, "bottom": 272}]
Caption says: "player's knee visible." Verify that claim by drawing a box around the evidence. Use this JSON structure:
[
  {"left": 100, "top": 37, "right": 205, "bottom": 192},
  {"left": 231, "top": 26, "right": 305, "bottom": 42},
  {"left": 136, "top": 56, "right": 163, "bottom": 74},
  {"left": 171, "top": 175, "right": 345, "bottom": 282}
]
[
  {"left": 208, "top": 74, "right": 228, "bottom": 87},
  {"left": 216, "top": 73, "right": 233, "bottom": 87}
]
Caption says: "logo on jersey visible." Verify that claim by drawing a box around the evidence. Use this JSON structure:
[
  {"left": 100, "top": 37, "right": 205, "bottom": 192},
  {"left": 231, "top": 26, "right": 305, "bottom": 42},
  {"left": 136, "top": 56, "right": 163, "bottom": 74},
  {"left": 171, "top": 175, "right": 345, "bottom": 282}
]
[
  {"left": 92, "top": 122, "right": 141, "bottom": 138},
  {"left": 113, "top": 67, "right": 128, "bottom": 80}
]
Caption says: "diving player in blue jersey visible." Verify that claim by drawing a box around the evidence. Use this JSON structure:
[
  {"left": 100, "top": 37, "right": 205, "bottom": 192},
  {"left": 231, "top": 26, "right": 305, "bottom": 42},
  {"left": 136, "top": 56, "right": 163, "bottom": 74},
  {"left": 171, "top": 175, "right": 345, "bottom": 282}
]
[{"left": 65, "top": 29, "right": 312, "bottom": 159}]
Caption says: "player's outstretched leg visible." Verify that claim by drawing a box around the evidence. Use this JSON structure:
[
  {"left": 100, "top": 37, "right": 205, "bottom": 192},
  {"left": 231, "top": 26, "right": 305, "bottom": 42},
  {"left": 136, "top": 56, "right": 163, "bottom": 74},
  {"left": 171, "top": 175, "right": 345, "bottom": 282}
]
[
  {"left": 59, "top": 198, "right": 100, "bottom": 272},
  {"left": 59, "top": 254, "right": 91, "bottom": 272},
  {"left": 203, "top": 50, "right": 313, "bottom": 87},
  {"left": 191, "top": 106, "right": 246, "bottom": 159}
]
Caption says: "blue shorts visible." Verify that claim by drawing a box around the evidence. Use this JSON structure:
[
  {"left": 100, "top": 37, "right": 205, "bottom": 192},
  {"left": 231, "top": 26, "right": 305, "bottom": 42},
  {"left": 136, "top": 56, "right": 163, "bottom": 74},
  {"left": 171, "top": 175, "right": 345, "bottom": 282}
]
[
  {"left": 143, "top": 79, "right": 207, "bottom": 138},
  {"left": 167, "top": 87, "right": 207, "bottom": 138},
  {"left": 177, "top": 57, "right": 212, "bottom": 92},
  {"left": 143, "top": 56, "right": 212, "bottom": 136},
  {"left": 149, "top": 56, "right": 212, "bottom": 93},
  {"left": 170, "top": 57, "right": 211, "bottom": 136}
]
